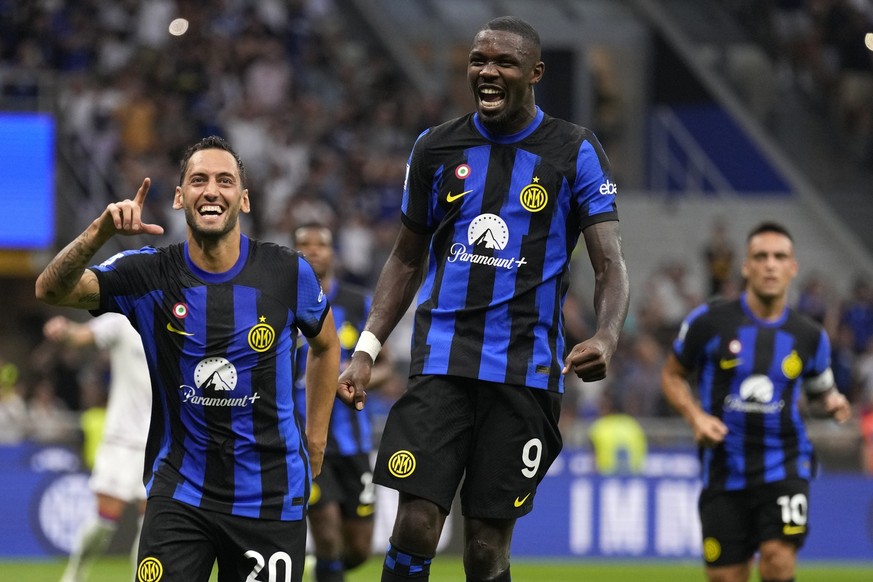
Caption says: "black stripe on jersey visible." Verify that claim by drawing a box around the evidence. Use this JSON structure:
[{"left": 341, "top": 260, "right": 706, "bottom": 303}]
[
  {"left": 238, "top": 243, "right": 306, "bottom": 518},
  {"left": 779, "top": 321, "right": 804, "bottom": 482},
  {"left": 198, "top": 284, "right": 238, "bottom": 514},
  {"left": 505, "top": 158, "right": 556, "bottom": 386},
  {"left": 250, "top": 291, "right": 293, "bottom": 520},
  {"left": 328, "top": 286, "right": 370, "bottom": 454},
  {"left": 145, "top": 248, "right": 196, "bottom": 496},
  {"left": 698, "top": 302, "right": 740, "bottom": 490},
  {"left": 744, "top": 326, "right": 773, "bottom": 488},
  {"left": 446, "top": 146, "right": 509, "bottom": 378}
]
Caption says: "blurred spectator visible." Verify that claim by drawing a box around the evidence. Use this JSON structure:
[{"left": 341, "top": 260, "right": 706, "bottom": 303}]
[
  {"left": 587, "top": 391, "right": 648, "bottom": 475},
  {"left": 114, "top": 73, "right": 159, "bottom": 155},
  {"left": 337, "top": 212, "right": 378, "bottom": 287},
  {"left": 612, "top": 332, "right": 669, "bottom": 417},
  {"left": 772, "top": 0, "right": 816, "bottom": 87},
  {"left": 861, "top": 407, "right": 873, "bottom": 474},
  {"left": 829, "top": 2, "right": 873, "bottom": 162},
  {"left": 0, "top": 362, "right": 27, "bottom": 443},
  {"left": 242, "top": 36, "right": 293, "bottom": 115},
  {"left": 839, "top": 276, "right": 873, "bottom": 354},
  {"left": 639, "top": 259, "right": 703, "bottom": 348},
  {"left": 29, "top": 330, "right": 90, "bottom": 411},
  {"left": 855, "top": 336, "right": 873, "bottom": 474},
  {"left": 831, "top": 323, "right": 858, "bottom": 400},
  {"left": 724, "top": 0, "right": 873, "bottom": 162},
  {"left": 701, "top": 217, "right": 736, "bottom": 298},
  {"left": 796, "top": 271, "right": 841, "bottom": 342},
  {"left": 26, "top": 378, "right": 78, "bottom": 443}
]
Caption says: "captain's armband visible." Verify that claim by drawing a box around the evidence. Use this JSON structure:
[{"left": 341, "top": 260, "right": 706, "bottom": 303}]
[{"left": 802, "top": 367, "right": 835, "bottom": 397}]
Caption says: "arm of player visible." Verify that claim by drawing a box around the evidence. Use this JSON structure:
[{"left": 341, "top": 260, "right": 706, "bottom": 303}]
[
  {"left": 804, "top": 369, "right": 852, "bottom": 423},
  {"left": 337, "top": 223, "right": 429, "bottom": 408},
  {"left": 563, "top": 220, "right": 630, "bottom": 381},
  {"left": 821, "top": 388, "right": 852, "bottom": 423},
  {"left": 305, "top": 308, "right": 341, "bottom": 478},
  {"left": 35, "top": 178, "right": 164, "bottom": 310},
  {"left": 661, "top": 353, "right": 728, "bottom": 447},
  {"left": 43, "top": 316, "right": 96, "bottom": 348}
]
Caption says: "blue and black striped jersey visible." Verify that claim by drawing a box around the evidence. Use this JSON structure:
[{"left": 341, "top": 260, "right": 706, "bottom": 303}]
[
  {"left": 89, "top": 235, "right": 329, "bottom": 521},
  {"left": 673, "top": 293, "right": 831, "bottom": 490},
  {"left": 293, "top": 281, "right": 373, "bottom": 456},
  {"left": 401, "top": 107, "right": 618, "bottom": 392}
]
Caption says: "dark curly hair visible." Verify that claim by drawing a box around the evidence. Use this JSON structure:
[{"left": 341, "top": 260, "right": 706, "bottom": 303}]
[{"left": 178, "top": 135, "right": 248, "bottom": 189}]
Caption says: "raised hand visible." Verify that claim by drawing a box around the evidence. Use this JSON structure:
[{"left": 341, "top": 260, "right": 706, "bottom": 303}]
[{"left": 101, "top": 178, "right": 165, "bottom": 237}]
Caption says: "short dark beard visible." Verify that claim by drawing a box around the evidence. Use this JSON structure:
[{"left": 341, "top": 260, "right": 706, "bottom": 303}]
[{"left": 184, "top": 206, "right": 237, "bottom": 240}]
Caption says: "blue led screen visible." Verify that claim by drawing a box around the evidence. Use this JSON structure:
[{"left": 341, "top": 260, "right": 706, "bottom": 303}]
[{"left": 0, "top": 113, "right": 55, "bottom": 249}]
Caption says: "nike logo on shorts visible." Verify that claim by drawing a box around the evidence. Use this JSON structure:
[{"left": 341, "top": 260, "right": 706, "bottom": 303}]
[{"left": 514, "top": 492, "right": 531, "bottom": 507}]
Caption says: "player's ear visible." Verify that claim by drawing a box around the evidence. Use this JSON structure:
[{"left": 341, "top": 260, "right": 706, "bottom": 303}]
[
  {"left": 172, "top": 186, "right": 183, "bottom": 210},
  {"left": 530, "top": 61, "right": 544, "bottom": 86},
  {"left": 241, "top": 189, "right": 251, "bottom": 214}
]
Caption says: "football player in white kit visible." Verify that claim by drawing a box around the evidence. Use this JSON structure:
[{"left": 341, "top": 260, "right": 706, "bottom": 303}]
[{"left": 43, "top": 313, "right": 151, "bottom": 582}]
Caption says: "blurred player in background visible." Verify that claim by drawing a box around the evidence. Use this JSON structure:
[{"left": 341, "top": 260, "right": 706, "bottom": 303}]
[
  {"left": 35, "top": 135, "right": 340, "bottom": 582},
  {"left": 337, "top": 15, "right": 630, "bottom": 582},
  {"left": 293, "top": 223, "right": 396, "bottom": 582},
  {"left": 662, "top": 221, "right": 851, "bottom": 582},
  {"left": 43, "top": 313, "right": 150, "bottom": 582}
]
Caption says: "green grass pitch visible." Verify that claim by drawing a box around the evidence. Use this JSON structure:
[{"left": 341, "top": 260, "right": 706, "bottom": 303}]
[{"left": 1, "top": 556, "right": 871, "bottom": 581}]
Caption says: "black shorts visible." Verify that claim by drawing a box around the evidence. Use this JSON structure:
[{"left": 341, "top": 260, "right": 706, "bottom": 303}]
[
  {"left": 136, "top": 495, "right": 307, "bottom": 582},
  {"left": 310, "top": 452, "right": 375, "bottom": 519},
  {"left": 373, "top": 375, "right": 562, "bottom": 519},
  {"left": 698, "top": 478, "right": 810, "bottom": 567}
]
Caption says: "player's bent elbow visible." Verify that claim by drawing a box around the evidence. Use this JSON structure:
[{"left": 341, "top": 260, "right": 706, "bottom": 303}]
[{"left": 34, "top": 276, "right": 62, "bottom": 305}]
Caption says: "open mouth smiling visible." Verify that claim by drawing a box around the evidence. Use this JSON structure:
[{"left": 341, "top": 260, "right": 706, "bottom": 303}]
[
  {"left": 199, "top": 205, "right": 224, "bottom": 217},
  {"left": 478, "top": 86, "right": 505, "bottom": 109}
]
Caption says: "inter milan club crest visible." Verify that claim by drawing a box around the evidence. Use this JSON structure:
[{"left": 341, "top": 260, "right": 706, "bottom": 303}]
[
  {"left": 248, "top": 315, "right": 275, "bottom": 352},
  {"left": 520, "top": 177, "right": 547, "bottom": 212}
]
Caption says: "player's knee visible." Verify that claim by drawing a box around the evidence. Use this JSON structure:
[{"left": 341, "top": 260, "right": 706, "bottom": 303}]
[
  {"left": 758, "top": 539, "right": 796, "bottom": 579},
  {"left": 312, "top": 531, "right": 343, "bottom": 557},
  {"left": 394, "top": 504, "right": 443, "bottom": 553},
  {"left": 463, "top": 537, "right": 510, "bottom": 581},
  {"left": 465, "top": 567, "right": 511, "bottom": 582}
]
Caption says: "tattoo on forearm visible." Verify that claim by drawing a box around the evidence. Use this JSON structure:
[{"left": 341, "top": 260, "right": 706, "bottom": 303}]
[{"left": 43, "top": 230, "right": 102, "bottom": 300}]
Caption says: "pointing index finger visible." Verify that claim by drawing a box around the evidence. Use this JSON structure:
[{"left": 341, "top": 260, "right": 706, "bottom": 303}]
[{"left": 133, "top": 177, "right": 151, "bottom": 206}]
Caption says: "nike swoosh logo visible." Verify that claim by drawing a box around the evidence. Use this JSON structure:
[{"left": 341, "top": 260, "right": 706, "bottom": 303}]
[
  {"left": 514, "top": 493, "right": 531, "bottom": 508},
  {"left": 446, "top": 189, "right": 472, "bottom": 203},
  {"left": 166, "top": 322, "right": 194, "bottom": 336},
  {"left": 719, "top": 358, "right": 742, "bottom": 370}
]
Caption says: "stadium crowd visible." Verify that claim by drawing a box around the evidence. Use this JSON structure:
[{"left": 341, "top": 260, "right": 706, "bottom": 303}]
[
  {"left": 1, "top": 0, "right": 871, "bottom": 472},
  {"left": 721, "top": 0, "right": 873, "bottom": 163}
]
